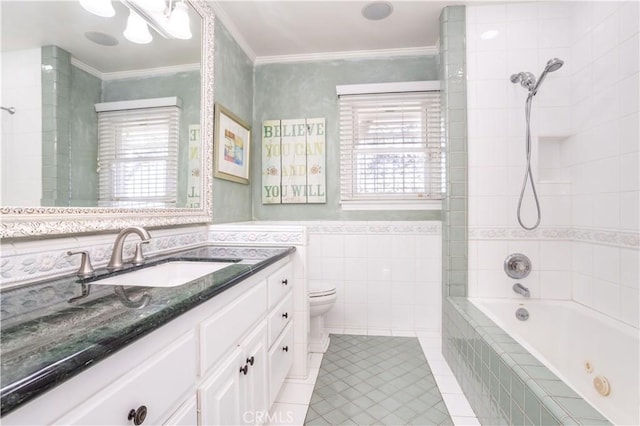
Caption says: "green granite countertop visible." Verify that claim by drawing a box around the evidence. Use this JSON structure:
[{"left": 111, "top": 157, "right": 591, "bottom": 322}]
[{"left": 0, "top": 244, "right": 295, "bottom": 416}]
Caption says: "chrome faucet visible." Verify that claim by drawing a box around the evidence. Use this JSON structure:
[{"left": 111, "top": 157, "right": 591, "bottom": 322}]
[
  {"left": 513, "top": 283, "right": 530, "bottom": 298},
  {"left": 107, "top": 226, "right": 152, "bottom": 270}
]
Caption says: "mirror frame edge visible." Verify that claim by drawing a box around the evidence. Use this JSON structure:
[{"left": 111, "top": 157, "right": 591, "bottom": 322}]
[{"left": 0, "top": 1, "right": 214, "bottom": 239}]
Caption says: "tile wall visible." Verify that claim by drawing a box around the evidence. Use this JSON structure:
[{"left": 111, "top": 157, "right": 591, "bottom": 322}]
[
  {"left": 465, "top": 1, "right": 639, "bottom": 328},
  {"left": 1, "top": 48, "right": 42, "bottom": 206},
  {"left": 41, "top": 46, "right": 71, "bottom": 207},
  {"left": 439, "top": 5, "right": 469, "bottom": 299},
  {"left": 305, "top": 221, "right": 443, "bottom": 335}
]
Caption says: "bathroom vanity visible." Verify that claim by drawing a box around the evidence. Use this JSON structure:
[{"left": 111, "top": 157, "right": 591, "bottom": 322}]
[{"left": 0, "top": 245, "right": 295, "bottom": 425}]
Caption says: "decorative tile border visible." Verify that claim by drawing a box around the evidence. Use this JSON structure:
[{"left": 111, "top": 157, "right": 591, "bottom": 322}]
[
  {"left": 208, "top": 223, "right": 307, "bottom": 246},
  {"left": 469, "top": 227, "right": 639, "bottom": 249},
  {"left": 0, "top": 226, "right": 208, "bottom": 288},
  {"left": 304, "top": 221, "right": 441, "bottom": 235}
]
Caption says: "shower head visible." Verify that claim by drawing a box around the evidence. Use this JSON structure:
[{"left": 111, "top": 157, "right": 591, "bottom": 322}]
[
  {"left": 531, "top": 57, "right": 564, "bottom": 95},
  {"left": 544, "top": 57, "right": 564, "bottom": 73}
]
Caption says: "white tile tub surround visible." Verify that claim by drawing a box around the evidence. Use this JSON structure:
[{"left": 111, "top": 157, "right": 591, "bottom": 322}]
[
  {"left": 0, "top": 225, "right": 209, "bottom": 288},
  {"left": 466, "top": 2, "right": 639, "bottom": 328},
  {"left": 207, "top": 222, "right": 309, "bottom": 379},
  {"left": 1, "top": 48, "right": 42, "bottom": 207}
]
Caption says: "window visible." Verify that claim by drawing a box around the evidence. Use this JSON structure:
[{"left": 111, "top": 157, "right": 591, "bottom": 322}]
[
  {"left": 97, "top": 104, "right": 180, "bottom": 208},
  {"left": 338, "top": 84, "right": 443, "bottom": 210}
]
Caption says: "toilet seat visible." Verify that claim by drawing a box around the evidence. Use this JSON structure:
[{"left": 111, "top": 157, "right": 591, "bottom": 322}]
[
  {"left": 309, "top": 282, "right": 336, "bottom": 298},
  {"left": 309, "top": 288, "right": 336, "bottom": 298}
]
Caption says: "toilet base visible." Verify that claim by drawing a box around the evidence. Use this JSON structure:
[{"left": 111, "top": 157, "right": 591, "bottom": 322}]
[{"left": 308, "top": 314, "right": 330, "bottom": 353}]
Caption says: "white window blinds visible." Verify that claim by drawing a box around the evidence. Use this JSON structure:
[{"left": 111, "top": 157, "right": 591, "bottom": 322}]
[
  {"left": 97, "top": 106, "right": 180, "bottom": 208},
  {"left": 339, "top": 91, "right": 444, "bottom": 206}
]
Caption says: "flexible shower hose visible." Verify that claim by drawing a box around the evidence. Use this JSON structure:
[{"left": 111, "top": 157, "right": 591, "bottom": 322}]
[{"left": 517, "top": 93, "right": 541, "bottom": 230}]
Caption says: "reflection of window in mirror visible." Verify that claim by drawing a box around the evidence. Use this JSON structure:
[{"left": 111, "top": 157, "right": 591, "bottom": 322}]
[{"left": 96, "top": 98, "right": 181, "bottom": 208}]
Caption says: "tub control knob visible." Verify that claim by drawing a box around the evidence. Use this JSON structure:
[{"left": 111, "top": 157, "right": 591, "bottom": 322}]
[{"left": 504, "top": 253, "right": 532, "bottom": 279}]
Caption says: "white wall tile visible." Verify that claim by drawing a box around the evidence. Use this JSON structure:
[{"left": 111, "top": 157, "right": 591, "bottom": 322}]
[
  {"left": 593, "top": 11, "right": 620, "bottom": 58},
  {"left": 592, "top": 278, "right": 621, "bottom": 319},
  {"left": 619, "top": 0, "right": 640, "bottom": 41},
  {"left": 620, "top": 286, "right": 640, "bottom": 327},
  {"left": 539, "top": 270, "right": 572, "bottom": 300},
  {"left": 619, "top": 34, "right": 639, "bottom": 79},
  {"left": 620, "top": 248, "right": 640, "bottom": 289}
]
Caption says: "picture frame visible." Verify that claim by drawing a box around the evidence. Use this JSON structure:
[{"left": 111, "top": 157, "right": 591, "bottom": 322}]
[{"left": 213, "top": 103, "right": 251, "bottom": 184}]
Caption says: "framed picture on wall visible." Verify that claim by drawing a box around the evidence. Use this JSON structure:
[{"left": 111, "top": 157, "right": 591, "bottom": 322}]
[{"left": 213, "top": 103, "right": 251, "bottom": 184}]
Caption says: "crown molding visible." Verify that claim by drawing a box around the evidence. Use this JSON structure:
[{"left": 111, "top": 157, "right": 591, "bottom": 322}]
[
  {"left": 254, "top": 46, "right": 439, "bottom": 65},
  {"left": 70, "top": 58, "right": 200, "bottom": 81},
  {"left": 209, "top": 1, "right": 257, "bottom": 63}
]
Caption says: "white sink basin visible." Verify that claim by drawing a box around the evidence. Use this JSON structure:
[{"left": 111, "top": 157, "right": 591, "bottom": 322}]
[{"left": 90, "top": 261, "right": 234, "bottom": 288}]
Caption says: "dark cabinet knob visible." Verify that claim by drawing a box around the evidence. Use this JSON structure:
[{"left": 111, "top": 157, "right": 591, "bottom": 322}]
[
  {"left": 282, "top": 278, "right": 288, "bottom": 285},
  {"left": 247, "top": 356, "right": 255, "bottom": 366},
  {"left": 282, "top": 345, "right": 289, "bottom": 352},
  {"left": 282, "top": 312, "right": 288, "bottom": 319},
  {"left": 128, "top": 405, "right": 147, "bottom": 425},
  {"left": 240, "top": 364, "right": 248, "bottom": 375}
]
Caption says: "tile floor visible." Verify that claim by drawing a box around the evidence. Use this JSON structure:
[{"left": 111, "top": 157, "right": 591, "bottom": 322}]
[{"left": 268, "top": 332, "right": 480, "bottom": 426}]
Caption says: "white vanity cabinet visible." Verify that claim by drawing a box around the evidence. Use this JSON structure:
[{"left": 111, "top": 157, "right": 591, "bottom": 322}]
[
  {"left": 198, "top": 323, "right": 268, "bottom": 425},
  {"left": 2, "top": 257, "right": 294, "bottom": 426}
]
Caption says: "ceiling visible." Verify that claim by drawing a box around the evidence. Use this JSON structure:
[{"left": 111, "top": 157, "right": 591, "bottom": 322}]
[
  {"left": 211, "top": 1, "right": 459, "bottom": 61},
  {"left": 0, "top": 1, "right": 457, "bottom": 74}
]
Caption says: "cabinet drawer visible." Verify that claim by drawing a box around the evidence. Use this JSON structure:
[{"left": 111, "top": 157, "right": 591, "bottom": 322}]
[
  {"left": 267, "top": 292, "right": 293, "bottom": 347},
  {"left": 268, "top": 323, "right": 293, "bottom": 407},
  {"left": 267, "top": 263, "right": 292, "bottom": 309},
  {"left": 200, "top": 280, "right": 267, "bottom": 375},
  {"left": 56, "top": 331, "right": 196, "bottom": 426}
]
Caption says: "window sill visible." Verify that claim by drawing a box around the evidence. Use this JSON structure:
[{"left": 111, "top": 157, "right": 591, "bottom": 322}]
[{"left": 340, "top": 200, "right": 442, "bottom": 211}]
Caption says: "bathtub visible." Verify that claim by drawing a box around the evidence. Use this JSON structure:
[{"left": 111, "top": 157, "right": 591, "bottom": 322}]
[{"left": 470, "top": 298, "right": 639, "bottom": 426}]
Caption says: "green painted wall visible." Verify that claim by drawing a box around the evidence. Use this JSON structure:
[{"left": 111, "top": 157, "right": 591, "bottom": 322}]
[
  {"left": 252, "top": 56, "right": 441, "bottom": 221},
  {"left": 211, "top": 21, "right": 254, "bottom": 223}
]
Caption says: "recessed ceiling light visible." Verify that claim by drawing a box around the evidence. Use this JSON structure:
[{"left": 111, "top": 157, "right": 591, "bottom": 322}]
[
  {"left": 85, "top": 31, "right": 119, "bottom": 47},
  {"left": 362, "top": 2, "right": 394, "bottom": 21}
]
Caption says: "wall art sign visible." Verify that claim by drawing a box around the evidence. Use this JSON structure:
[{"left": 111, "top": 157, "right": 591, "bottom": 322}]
[
  {"left": 262, "top": 118, "right": 326, "bottom": 204},
  {"left": 214, "top": 103, "right": 251, "bottom": 184},
  {"left": 186, "top": 124, "right": 201, "bottom": 208}
]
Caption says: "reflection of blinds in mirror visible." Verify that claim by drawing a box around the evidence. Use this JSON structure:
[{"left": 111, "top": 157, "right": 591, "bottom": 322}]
[
  {"left": 97, "top": 106, "right": 179, "bottom": 208},
  {"left": 339, "top": 91, "right": 444, "bottom": 204}
]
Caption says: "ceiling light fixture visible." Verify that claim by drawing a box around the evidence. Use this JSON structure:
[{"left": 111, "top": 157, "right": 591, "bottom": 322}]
[
  {"left": 79, "top": 0, "right": 115, "bottom": 17},
  {"left": 120, "top": 0, "right": 192, "bottom": 41},
  {"left": 78, "top": 0, "right": 192, "bottom": 44},
  {"left": 362, "top": 1, "right": 394, "bottom": 21},
  {"left": 123, "top": 9, "right": 153, "bottom": 44}
]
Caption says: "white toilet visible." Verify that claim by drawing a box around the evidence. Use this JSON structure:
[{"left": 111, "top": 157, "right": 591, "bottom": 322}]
[{"left": 308, "top": 282, "right": 337, "bottom": 353}]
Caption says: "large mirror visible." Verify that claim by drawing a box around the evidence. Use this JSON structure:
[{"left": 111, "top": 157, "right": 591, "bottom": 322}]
[{"left": 0, "top": 0, "right": 213, "bottom": 238}]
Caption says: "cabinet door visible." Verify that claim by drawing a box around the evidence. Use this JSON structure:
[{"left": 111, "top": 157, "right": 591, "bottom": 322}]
[
  {"left": 198, "top": 347, "right": 244, "bottom": 426},
  {"left": 241, "top": 322, "right": 269, "bottom": 425},
  {"left": 164, "top": 396, "right": 198, "bottom": 426}
]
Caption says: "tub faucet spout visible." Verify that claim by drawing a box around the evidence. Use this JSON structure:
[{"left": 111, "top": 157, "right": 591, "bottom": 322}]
[{"left": 513, "top": 283, "right": 530, "bottom": 298}]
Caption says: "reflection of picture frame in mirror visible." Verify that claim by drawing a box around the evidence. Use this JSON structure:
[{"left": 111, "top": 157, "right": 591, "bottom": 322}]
[{"left": 213, "top": 103, "right": 251, "bottom": 184}]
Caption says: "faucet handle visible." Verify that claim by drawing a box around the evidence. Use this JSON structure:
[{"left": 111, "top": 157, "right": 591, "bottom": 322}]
[
  {"left": 67, "top": 250, "right": 95, "bottom": 277},
  {"left": 132, "top": 241, "right": 150, "bottom": 266}
]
